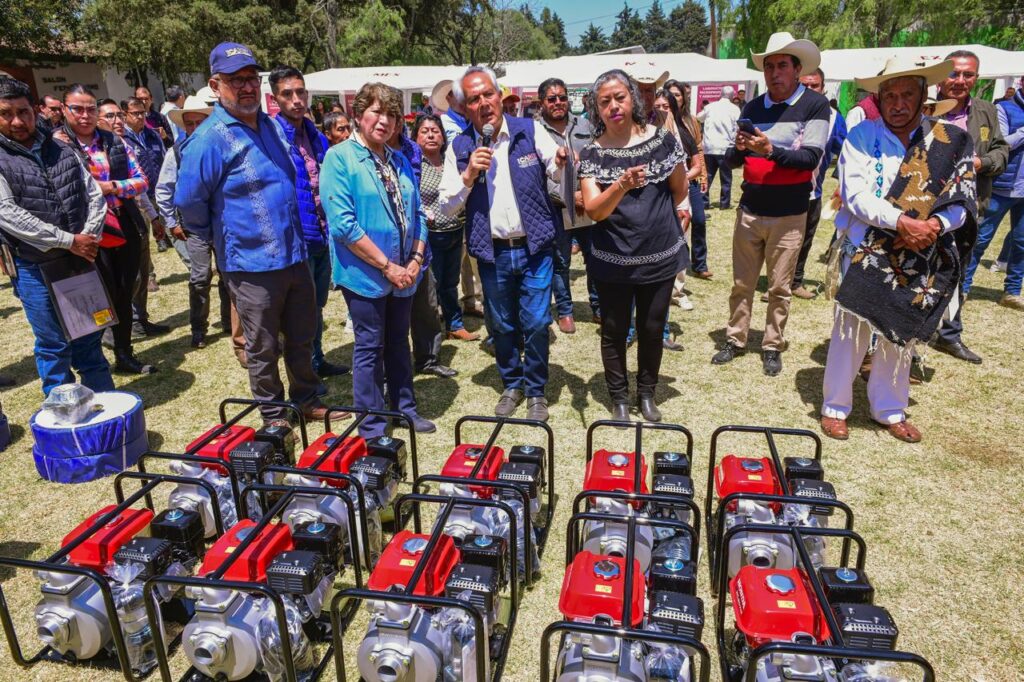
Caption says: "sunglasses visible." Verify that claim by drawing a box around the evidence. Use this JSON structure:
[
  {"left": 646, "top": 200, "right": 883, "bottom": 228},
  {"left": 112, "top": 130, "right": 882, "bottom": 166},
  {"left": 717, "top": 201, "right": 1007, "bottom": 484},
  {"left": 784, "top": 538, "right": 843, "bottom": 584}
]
[{"left": 545, "top": 95, "right": 569, "bottom": 103}]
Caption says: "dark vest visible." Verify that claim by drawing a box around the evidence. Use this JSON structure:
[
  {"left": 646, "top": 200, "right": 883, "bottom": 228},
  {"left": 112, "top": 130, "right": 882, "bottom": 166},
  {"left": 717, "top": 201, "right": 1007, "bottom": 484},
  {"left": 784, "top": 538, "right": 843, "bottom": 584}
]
[
  {"left": 73, "top": 128, "right": 146, "bottom": 238},
  {"left": 451, "top": 117, "right": 558, "bottom": 263},
  {"left": 0, "top": 132, "right": 90, "bottom": 262},
  {"left": 994, "top": 93, "right": 1024, "bottom": 196}
]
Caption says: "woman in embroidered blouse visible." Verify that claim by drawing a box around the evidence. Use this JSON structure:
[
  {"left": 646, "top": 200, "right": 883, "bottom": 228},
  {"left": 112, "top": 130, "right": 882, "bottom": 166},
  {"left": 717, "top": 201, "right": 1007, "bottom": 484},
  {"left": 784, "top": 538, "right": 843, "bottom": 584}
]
[
  {"left": 579, "top": 70, "right": 689, "bottom": 422},
  {"left": 320, "top": 83, "right": 434, "bottom": 436}
]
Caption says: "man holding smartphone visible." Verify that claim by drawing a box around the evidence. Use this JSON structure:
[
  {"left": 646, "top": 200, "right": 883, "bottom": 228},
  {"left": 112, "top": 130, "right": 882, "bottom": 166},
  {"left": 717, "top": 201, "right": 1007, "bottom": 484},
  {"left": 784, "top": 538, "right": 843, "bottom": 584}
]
[{"left": 711, "top": 32, "right": 830, "bottom": 376}]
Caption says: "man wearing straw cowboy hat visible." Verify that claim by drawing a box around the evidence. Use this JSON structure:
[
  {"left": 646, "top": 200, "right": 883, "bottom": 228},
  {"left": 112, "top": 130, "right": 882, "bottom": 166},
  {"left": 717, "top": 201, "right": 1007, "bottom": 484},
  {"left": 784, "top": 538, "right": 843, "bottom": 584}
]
[
  {"left": 711, "top": 32, "right": 831, "bottom": 377},
  {"left": 820, "top": 56, "right": 978, "bottom": 443}
]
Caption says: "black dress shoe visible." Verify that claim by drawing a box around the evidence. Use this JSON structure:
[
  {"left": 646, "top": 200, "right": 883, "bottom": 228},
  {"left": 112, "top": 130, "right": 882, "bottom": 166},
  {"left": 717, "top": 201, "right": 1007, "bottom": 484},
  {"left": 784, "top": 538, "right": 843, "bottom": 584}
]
[
  {"left": 611, "top": 402, "right": 630, "bottom": 421},
  {"left": 133, "top": 320, "right": 171, "bottom": 337},
  {"left": 932, "top": 339, "right": 982, "bottom": 364},
  {"left": 316, "top": 361, "right": 351, "bottom": 378},
  {"left": 711, "top": 343, "right": 744, "bottom": 365},
  {"left": 762, "top": 350, "right": 783, "bottom": 376},
  {"left": 190, "top": 333, "right": 207, "bottom": 349},
  {"left": 114, "top": 350, "right": 158, "bottom": 375},
  {"left": 418, "top": 364, "right": 458, "bottom": 378},
  {"left": 638, "top": 396, "right": 662, "bottom": 422},
  {"left": 662, "top": 338, "right": 684, "bottom": 352}
]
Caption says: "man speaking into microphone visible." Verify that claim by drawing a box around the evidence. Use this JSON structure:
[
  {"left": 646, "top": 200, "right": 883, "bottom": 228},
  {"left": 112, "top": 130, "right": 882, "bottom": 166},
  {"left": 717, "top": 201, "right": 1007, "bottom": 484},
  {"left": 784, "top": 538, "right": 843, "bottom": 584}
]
[{"left": 438, "top": 65, "right": 567, "bottom": 421}]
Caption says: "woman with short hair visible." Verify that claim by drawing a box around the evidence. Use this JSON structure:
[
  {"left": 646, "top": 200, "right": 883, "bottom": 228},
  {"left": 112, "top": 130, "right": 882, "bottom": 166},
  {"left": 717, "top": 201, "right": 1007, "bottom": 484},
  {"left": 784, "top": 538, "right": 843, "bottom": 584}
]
[
  {"left": 413, "top": 113, "right": 477, "bottom": 343},
  {"left": 320, "top": 82, "right": 435, "bottom": 435},
  {"left": 579, "top": 70, "right": 689, "bottom": 422}
]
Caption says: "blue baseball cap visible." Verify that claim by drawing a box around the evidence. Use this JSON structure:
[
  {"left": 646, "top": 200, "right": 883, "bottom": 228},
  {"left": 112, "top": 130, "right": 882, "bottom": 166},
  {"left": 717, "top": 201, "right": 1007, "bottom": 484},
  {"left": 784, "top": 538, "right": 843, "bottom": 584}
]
[{"left": 209, "top": 42, "right": 261, "bottom": 75}]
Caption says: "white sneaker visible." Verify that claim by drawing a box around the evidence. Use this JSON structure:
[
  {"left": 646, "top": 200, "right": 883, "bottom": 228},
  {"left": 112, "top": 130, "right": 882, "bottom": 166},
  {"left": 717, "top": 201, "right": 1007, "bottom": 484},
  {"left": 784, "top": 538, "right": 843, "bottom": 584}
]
[
  {"left": 992, "top": 260, "right": 1007, "bottom": 273},
  {"left": 678, "top": 293, "right": 695, "bottom": 311}
]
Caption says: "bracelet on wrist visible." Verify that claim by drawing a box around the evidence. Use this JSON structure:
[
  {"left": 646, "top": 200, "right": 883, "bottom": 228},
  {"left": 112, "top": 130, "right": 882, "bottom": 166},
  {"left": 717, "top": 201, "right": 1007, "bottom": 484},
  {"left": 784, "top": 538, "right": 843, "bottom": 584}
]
[{"left": 379, "top": 259, "right": 390, "bottom": 272}]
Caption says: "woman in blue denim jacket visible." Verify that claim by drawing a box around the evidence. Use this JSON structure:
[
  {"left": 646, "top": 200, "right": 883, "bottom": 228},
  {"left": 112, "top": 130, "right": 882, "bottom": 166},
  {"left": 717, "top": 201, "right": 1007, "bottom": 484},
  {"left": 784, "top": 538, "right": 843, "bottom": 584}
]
[{"left": 320, "top": 83, "right": 434, "bottom": 436}]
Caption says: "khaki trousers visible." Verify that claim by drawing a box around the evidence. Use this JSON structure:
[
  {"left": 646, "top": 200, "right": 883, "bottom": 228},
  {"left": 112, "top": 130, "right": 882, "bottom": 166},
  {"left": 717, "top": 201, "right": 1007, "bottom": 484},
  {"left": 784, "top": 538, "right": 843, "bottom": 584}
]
[
  {"left": 459, "top": 245, "right": 482, "bottom": 308},
  {"left": 725, "top": 207, "right": 806, "bottom": 351}
]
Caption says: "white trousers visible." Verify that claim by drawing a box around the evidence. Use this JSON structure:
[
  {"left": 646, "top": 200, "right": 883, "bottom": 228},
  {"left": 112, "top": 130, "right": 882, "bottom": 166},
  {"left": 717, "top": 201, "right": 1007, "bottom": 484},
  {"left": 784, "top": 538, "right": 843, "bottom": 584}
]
[{"left": 821, "top": 308, "right": 911, "bottom": 425}]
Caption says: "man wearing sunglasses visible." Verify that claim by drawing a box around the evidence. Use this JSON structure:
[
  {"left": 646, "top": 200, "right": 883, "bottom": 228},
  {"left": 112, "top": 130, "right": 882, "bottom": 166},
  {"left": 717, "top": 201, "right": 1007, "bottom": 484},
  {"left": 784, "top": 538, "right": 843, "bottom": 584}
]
[
  {"left": 932, "top": 49, "right": 1009, "bottom": 365},
  {"left": 175, "top": 42, "right": 328, "bottom": 425},
  {"left": 536, "top": 77, "right": 596, "bottom": 334},
  {"left": 35, "top": 94, "right": 63, "bottom": 133}
]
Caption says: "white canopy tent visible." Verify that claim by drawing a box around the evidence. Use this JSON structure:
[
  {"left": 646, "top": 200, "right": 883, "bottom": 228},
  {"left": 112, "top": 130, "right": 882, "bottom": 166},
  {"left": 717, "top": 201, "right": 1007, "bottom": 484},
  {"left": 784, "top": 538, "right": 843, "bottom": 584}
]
[
  {"left": 819, "top": 44, "right": 1024, "bottom": 82},
  {"left": 300, "top": 53, "right": 761, "bottom": 115}
]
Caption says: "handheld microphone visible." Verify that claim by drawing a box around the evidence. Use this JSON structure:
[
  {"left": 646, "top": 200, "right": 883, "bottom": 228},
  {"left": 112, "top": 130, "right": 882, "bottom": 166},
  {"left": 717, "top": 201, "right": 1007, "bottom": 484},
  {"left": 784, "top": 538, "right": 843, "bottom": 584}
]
[{"left": 477, "top": 123, "right": 495, "bottom": 185}]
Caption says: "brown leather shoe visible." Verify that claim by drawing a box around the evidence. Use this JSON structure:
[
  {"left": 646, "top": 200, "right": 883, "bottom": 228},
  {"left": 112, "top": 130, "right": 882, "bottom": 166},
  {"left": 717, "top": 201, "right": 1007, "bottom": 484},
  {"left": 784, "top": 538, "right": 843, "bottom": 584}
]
[
  {"left": 447, "top": 328, "right": 480, "bottom": 341},
  {"left": 303, "top": 404, "right": 330, "bottom": 422},
  {"left": 557, "top": 316, "right": 576, "bottom": 334},
  {"left": 1000, "top": 293, "right": 1024, "bottom": 311},
  {"left": 693, "top": 270, "right": 714, "bottom": 280},
  {"left": 792, "top": 285, "right": 816, "bottom": 300},
  {"left": 592, "top": 314, "right": 602, "bottom": 325},
  {"left": 887, "top": 420, "right": 921, "bottom": 443},
  {"left": 820, "top": 416, "right": 849, "bottom": 440}
]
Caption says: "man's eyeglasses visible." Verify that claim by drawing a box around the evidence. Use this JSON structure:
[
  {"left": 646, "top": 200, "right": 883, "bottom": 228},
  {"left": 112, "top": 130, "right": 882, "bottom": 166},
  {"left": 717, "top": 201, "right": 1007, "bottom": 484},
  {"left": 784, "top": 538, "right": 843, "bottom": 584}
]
[
  {"left": 66, "top": 105, "right": 98, "bottom": 116},
  {"left": 100, "top": 112, "right": 126, "bottom": 121},
  {"left": 45, "top": 105, "right": 62, "bottom": 112},
  {"left": 217, "top": 75, "right": 262, "bottom": 90},
  {"left": 949, "top": 71, "right": 978, "bottom": 81},
  {"left": 125, "top": 110, "right": 146, "bottom": 118},
  {"left": 545, "top": 95, "right": 569, "bottom": 103}
]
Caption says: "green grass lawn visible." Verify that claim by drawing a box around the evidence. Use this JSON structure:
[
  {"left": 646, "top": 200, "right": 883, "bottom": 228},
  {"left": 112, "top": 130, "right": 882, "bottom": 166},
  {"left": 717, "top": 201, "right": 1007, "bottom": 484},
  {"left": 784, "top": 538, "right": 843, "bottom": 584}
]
[{"left": 0, "top": 176, "right": 1021, "bottom": 681}]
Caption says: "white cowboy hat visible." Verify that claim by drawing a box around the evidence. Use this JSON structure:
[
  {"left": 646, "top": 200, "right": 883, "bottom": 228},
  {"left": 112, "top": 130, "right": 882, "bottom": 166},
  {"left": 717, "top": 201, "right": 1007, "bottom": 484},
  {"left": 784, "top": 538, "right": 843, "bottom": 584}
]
[
  {"left": 624, "top": 61, "right": 669, "bottom": 87},
  {"left": 195, "top": 86, "right": 217, "bottom": 105},
  {"left": 855, "top": 56, "right": 953, "bottom": 94},
  {"left": 751, "top": 31, "right": 821, "bottom": 74},
  {"left": 430, "top": 79, "right": 454, "bottom": 113},
  {"left": 924, "top": 85, "right": 958, "bottom": 117},
  {"left": 167, "top": 95, "right": 214, "bottom": 128}
]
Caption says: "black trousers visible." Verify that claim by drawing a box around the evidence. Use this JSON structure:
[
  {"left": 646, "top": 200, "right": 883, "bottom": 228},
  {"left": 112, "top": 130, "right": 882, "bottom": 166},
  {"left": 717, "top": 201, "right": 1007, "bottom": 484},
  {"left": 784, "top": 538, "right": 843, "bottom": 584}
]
[
  {"left": 96, "top": 220, "right": 142, "bottom": 352},
  {"left": 792, "top": 197, "right": 823, "bottom": 287},
  {"left": 595, "top": 275, "right": 675, "bottom": 402},
  {"left": 411, "top": 267, "right": 444, "bottom": 370}
]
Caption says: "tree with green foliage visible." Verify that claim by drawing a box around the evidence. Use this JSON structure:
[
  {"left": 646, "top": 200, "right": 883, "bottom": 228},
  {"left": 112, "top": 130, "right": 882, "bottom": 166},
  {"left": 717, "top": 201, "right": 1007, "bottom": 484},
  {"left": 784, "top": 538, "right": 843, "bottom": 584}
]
[
  {"left": 666, "top": 0, "right": 711, "bottom": 54},
  {"left": 0, "top": 0, "right": 84, "bottom": 58},
  {"left": 577, "top": 23, "right": 611, "bottom": 54},
  {"left": 539, "top": 7, "right": 570, "bottom": 54},
  {"left": 611, "top": 4, "right": 646, "bottom": 49},
  {"left": 644, "top": 1, "right": 673, "bottom": 53},
  {"left": 334, "top": 0, "right": 406, "bottom": 67}
]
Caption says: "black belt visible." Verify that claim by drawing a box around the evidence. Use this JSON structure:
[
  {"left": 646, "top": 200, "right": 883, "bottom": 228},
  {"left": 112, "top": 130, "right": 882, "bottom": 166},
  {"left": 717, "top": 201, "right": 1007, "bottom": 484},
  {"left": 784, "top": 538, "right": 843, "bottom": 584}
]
[{"left": 492, "top": 236, "right": 528, "bottom": 248}]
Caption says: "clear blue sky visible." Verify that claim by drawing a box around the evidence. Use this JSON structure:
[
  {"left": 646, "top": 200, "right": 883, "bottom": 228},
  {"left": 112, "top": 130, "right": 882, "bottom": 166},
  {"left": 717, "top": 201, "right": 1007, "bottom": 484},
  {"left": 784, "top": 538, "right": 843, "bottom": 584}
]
[{"left": 538, "top": 0, "right": 704, "bottom": 45}]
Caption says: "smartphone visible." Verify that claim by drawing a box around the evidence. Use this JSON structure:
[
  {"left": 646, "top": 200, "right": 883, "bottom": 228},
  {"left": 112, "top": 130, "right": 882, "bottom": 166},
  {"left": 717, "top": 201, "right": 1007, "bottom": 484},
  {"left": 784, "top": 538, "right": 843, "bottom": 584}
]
[{"left": 737, "top": 118, "right": 757, "bottom": 135}]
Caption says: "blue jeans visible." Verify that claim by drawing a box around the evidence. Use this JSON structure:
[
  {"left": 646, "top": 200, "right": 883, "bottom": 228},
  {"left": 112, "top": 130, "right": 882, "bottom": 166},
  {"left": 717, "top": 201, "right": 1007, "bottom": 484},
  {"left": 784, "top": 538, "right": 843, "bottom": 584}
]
[
  {"left": 688, "top": 180, "right": 709, "bottom": 272},
  {"left": 12, "top": 258, "right": 114, "bottom": 396},
  {"left": 307, "top": 245, "right": 332, "bottom": 370},
  {"left": 704, "top": 154, "right": 732, "bottom": 208},
  {"left": 342, "top": 288, "right": 418, "bottom": 437},
  {"left": 964, "top": 193, "right": 1024, "bottom": 296},
  {"left": 551, "top": 226, "right": 574, "bottom": 318},
  {"left": 571, "top": 227, "right": 601, "bottom": 318},
  {"left": 477, "top": 244, "right": 553, "bottom": 398},
  {"left": 428, "top": 230, "right": 466, "bottom": 331}
]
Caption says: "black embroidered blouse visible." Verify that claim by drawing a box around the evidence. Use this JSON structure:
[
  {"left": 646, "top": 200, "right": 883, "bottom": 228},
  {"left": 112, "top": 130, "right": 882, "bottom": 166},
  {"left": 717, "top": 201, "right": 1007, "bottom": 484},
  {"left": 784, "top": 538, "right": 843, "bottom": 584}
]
[{"left": 578, "top": 126, "right": 688, "bottom": 283}]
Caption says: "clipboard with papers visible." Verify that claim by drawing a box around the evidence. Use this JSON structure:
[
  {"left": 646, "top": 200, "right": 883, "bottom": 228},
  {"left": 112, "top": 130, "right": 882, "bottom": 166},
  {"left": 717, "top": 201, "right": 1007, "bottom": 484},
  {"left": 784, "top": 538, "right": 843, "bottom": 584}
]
[{"left": 38, "top": 256, "right": 118, "bottom": 341}]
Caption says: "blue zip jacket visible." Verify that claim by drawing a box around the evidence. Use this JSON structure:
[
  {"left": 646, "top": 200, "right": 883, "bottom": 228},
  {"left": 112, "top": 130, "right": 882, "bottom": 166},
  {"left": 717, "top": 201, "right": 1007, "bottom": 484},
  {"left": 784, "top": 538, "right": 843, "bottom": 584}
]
[
  {"left": 174, "top": 105, "right": 306, "bottom": 273},
  {"left": 274, "top": 114, "right": 329, "bottom": 248},
  {"left": 321, "top": 137, "right": 428, "bottom": 298}
]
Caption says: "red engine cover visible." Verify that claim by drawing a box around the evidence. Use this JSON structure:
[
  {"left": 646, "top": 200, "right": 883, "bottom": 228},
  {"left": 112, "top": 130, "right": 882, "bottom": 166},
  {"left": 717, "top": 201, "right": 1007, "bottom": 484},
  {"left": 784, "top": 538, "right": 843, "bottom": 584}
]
[
  {"left": 440, "top": 443, "right": 504, "bottom": 498},
  {"left": 62, "top": 505, "right": 153, "bottom": 572},
  {"left": 187, "top": 424, "right": 256, "bottom": 474},
  {"left": 296, "top": 433, "right": 367, "bottom": 486},
  {"left": 367, "top": 530, "right": 460, "bottom": 596},
  {"left": 730, "top": 566, "right": 828, "bottom": 648},
  {"left": 558, "top": 551, "right": 645, "bottom": 627},
  {"left": 714, "top": 455, "right": 780, "bottom": 506},
  {"left": 198, "top": 520, "right": 294, "bottom": 583},
  {"left": 584, "top": 450, "right": 649, "bottom": 508}
]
